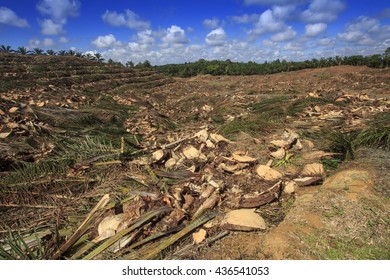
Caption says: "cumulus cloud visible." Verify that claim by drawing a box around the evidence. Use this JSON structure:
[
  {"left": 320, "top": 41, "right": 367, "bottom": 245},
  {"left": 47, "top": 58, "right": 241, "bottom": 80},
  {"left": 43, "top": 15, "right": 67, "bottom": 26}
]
[
  {"left": 40, "top": 19, "right": 64, "bottom": 35},
  {"left": 162, "top": 25, "right": 189, "bottom": 45},
  {"left": 271, "top": 26, "right": 296, "bottom": 41},
  {"left": 28, "top": 38, "right": 56, "bottom": 48},
  {"left": 304, "top": 23, "right": 327, "bottom": 37},
  {"left": 92, "top": 34, "right": 122, "bottom": 49},
  {"left": 249, "top": 9, "right": 285, "bottom": 37},
  {"left": 137, "top": 30, "right": 155, "bottom": 45},
  {"left": 272, "top": 5, "right": 296, "bottom": 20},
  {"left": 59, "top": 36, "right": 69, "bottom": 43},
  {"left": 337, "top": 16, "right": 389, "bottom": 46},
  {"left": 102, "top": 10, "right": 150, "bottom": 30},
  {"left": 301, "top": 0, "right": 345, "bottom": 23},
  {"left": 37, "top": 0, "right": 80, "bottom": 21},
  {"left": 125, "top": 30, "right": 155, "bottom": 53},
  {"left": 205, "top": 28, "right": 227, "bottom": 46},
  {"left": 230, "top": 14, "right": 260, "bottom": 24},
  {"left": 284, "top": 42, "right": 303, "bottom": 51},
  {"left": 203, "top": 18, "right": 220, "bottom": 29},
  {"left": 0, "top": 7, "right": 29, "bottom": 27},
  {"left": 36, "top": 0, "right": 80, "bottom": 35},
  {"left": 320, "top": 38, "right": 335, "bottom": 46}
]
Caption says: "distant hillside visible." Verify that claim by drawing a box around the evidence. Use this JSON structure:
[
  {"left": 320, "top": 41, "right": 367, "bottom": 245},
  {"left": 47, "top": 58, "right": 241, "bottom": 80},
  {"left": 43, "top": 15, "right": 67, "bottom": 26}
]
[{"left": 0, "top": 53, "right": 173, "bottom": 93}]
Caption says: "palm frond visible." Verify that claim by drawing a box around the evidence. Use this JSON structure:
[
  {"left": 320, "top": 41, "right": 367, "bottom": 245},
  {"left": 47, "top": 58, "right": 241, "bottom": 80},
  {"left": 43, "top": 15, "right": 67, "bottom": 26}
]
[{"left": 0, "top": 229, "right": 46, "bottom": 260}]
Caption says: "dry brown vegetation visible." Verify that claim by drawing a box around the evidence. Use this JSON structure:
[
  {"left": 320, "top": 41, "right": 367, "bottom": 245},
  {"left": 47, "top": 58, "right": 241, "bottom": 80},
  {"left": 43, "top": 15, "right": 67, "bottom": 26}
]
[{"left": 0, "top": 53, "right": 389, "bottom": 260}]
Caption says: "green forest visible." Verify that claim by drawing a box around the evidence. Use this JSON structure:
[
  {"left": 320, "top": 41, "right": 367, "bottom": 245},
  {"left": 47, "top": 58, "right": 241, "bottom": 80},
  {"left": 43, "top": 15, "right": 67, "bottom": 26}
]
[{"left": 155, "top": 48, "right": 390, "bottom": 77}]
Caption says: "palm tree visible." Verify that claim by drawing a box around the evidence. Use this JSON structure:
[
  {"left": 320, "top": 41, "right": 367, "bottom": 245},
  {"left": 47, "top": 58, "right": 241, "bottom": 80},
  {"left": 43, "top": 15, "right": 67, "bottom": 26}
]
[
  {"left": 94, "top": 53, "right": 104, "bottom": 62},
  {"left": 57, "top": 50, "right": 67, "bottom": 56},
  {"left": 126, "top": 60, "right": 134, "bottom": 68},
  {"left": 16, "top": 46, "right": 30, "bottom": 55},
  {"left": 46, "top": 49, "right": 57, "bottom": 55},
  {"left": 85, "top": 53, "right": 95, "bottom": 60},
  {"left": 0, "top": 45, "right": 14, "bottom": 53},
  {"left": 31, "top": 48, "right": 45, "bottom": 55},
  {"left": 75, "top": 52, "right": 84, "bottom": 58},
  {"left": 67, "top": 50, "right": 76, "bottom": 56}
]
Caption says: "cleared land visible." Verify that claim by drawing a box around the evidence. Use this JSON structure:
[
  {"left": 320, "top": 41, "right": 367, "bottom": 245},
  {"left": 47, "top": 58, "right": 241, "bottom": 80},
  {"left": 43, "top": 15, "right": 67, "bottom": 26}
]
[{"left": 0, "top": 53, "right": 389, "bottom": 259}]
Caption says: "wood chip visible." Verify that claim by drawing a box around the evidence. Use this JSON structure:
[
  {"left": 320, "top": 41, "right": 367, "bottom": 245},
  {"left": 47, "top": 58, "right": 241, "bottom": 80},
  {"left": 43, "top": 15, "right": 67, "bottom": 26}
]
[
  {"left": 270, "top": 148, "right": 285, "bottom": 159},
  {"left": 8, "top": 107, "right": 19, "bottom": 113},
  {"left": 293, "top": 177, "right": 323, "bottom": 186},
  {"left": 209, "top": 133, "right": 232, "bottom": 144},
  {"left": 222, "top": 209, "right": 266, "bottom": 231},
  {"left": 192, "top": 229, "right": 207, "bottom": 244},
  {"left": 232, "top": 152, "right": 257, "bottom": 163},
  {"left": 301, "top": 163, "right": 325, "bottom": 176},
  {"left": 151, "top": 150, "right": 165, "bottom": 163},
  {"left": 183, "top": 145, "right": 200, "bottom": 159},
  {"left": 0, "top": 131, "right": 12, "bottom": 139},
  {"left": 256, "top": 165, "right": 283, "bottom": 181}
]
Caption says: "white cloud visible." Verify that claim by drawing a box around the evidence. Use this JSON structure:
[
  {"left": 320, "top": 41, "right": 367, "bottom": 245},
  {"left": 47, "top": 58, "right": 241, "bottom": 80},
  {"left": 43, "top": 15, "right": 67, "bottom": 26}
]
[
  {"left": 284, "top": 42, "right": 303, "bottom": 51},
  {"left": 271, "top": 26, "right": 296, "bottom": 41},
  {"left": 262, "top": 39, "right": 278, "bottom": 47},
  {"left": 304, "top": 23, "right": 327, "bottom": 37},
  {"left": 301, "top": 0, "right": 345, "bottom": 23},
  {"left": 203, "top": 18, "right": 220, "bottom": 29},
  {"left": 43, "top": 38, "right": 55, "bottom": 47},
  {"left": 102, "top": 10, "right": 150, "bottom": 30},
  {"left": 272, "top": 5, "right": 296, "bottom": 19},
  {"left": 28, "top": 39, "right": 41, "bottom": 49},
  {"left": 92, "top": 34, "right": 122, "bottom": 49},
  {"left": 37, "top": 0, "right": 80, "bottom": 21},
  {"left": 162, "top": 25, "right": 189, "bottom": 45},
  {"left": 249, "top": 9, "right": 285, "bottom": 37},
  {"left": 230, "top": 14, "right": 260, "bottom": 24},
  {"left": 59, "top": 36, "right": 69, "bottom": 43},
  {"left": 28, "top": 38, "right": 56, "bottom": 48},
  {"left": 205, "top": 27, "right": 227, "bottom": 46},
  {"left": 320, "top": 38, "right": 335, "bottom": 46},
  {"left": 337, "top": 16, "right": 389, "bottom": 46},
  {"left": 40, "top": 19, "right": 64, "bottom": 35},
  {"left": 137, "top": 30, "right": 155, "bottom": 45},
  {"left": 0, "top": 7, "right": 29, "bottom": 27},
  {"left": 36, "top": 0, "right": 80, "bottom": 36}
]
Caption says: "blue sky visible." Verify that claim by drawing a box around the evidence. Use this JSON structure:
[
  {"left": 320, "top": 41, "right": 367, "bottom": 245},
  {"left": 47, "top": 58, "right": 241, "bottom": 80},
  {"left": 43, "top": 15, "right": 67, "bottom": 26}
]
[{"left": 0, "top": 0, "right": 389, "bottom": 65}]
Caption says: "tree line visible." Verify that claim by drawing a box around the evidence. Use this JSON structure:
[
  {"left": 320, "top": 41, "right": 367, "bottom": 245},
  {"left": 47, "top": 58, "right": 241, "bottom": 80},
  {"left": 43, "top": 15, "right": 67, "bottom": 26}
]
[
  {"left": 154, "top": 47, "right": 390, "bottom": 77},
  {"left": 0, "top": 44, "right": 106, "bottom": 62},
  {"left": 0, "top": 45, "right": 153, "bottom": 68}
]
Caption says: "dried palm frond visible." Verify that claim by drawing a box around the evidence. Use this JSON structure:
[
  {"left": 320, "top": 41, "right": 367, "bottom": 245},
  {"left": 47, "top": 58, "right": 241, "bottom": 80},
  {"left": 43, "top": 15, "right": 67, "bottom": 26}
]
[
  {"left": 125, "top": 211, "right": 217, "bottom": 260},
  {"left": 0, "top": 229, "right": 48, "bottom": 260}
]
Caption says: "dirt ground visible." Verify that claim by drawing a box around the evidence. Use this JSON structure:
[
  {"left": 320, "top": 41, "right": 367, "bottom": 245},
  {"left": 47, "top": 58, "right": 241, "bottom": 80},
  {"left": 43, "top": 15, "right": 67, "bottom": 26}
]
[{"left": 1, "top": 55, "right": 389, "bottom": 260}]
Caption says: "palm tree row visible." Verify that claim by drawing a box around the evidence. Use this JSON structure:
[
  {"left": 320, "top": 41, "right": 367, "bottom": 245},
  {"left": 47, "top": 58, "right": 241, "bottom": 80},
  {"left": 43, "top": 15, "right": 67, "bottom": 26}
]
[{"left": 0, "top": 44, "right": 105, "bottom": 62}]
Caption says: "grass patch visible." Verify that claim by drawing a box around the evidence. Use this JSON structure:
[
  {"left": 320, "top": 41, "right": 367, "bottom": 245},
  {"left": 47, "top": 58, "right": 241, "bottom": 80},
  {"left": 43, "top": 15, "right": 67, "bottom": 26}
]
[
  {"left": 219, "top": 115, "right": 278, "bottom": 139},
  {"left": 321, "top": 158, "right": 342, "bottom": 172},
  {"left": 355, "top": 112, "right": 390, "bottom": 151},
  {"left": 324, "top": 129, "right": 358, "bottom": 160},
  {"left": 287, "top": 97, "right": 342, "bottom": 116},
  {"left": 250, "top": 96, "right": 344, "bottom": 122},
  {"left": 321, "top": 237, "right": 390, "bottom": 260},
  {"left": 250, "top": 95, "right": 290, "bottom": 121}
]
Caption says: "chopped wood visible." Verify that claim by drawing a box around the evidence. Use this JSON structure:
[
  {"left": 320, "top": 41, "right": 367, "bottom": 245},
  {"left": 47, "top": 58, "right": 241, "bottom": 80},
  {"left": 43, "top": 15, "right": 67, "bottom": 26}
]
[{"left": 236, "top": 181, "right": 282, "bottom": 208}]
